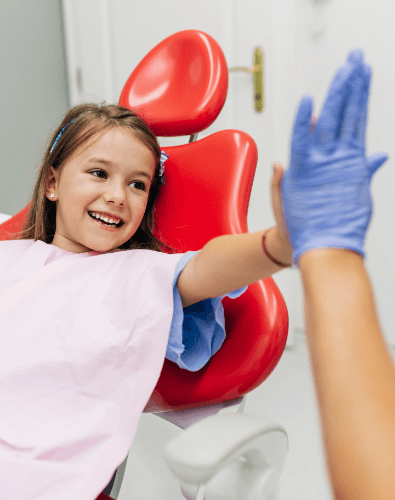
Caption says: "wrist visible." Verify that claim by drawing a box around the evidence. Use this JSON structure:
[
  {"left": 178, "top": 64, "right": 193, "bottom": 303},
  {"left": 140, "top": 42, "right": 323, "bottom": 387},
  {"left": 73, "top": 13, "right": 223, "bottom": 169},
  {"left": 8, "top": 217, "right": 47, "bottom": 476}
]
[
  {"left": 264, "top": 227, "right": 294, "bottom": 267},
  {"left": 299, "top": 248, "right": 364, "bottom": 274}
]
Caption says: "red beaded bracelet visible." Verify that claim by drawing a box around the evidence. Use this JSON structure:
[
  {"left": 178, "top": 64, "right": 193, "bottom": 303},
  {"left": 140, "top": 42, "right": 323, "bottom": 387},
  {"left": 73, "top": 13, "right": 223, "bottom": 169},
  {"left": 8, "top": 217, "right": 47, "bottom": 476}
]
[{"left": 262, "top": 228, "right": 293, "bottom": 268}]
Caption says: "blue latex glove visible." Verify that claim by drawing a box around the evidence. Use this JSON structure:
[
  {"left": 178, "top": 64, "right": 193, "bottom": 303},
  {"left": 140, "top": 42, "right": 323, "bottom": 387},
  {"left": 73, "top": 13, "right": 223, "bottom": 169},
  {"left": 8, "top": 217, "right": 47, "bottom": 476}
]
[{"left": 281, "top": 50, "right": 388, "bottom": 267}]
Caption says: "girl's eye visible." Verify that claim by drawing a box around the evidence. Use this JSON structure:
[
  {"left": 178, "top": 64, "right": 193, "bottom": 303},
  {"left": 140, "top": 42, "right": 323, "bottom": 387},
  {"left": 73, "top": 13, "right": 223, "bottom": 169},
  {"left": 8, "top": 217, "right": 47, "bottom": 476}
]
[
  {"left": 90, "top": 170, "right": 147, "bottom": 191},
  {"left": 130, "top": 181, "right": 147, "bottom": 191},
  {"left": 91, "top": 169, "right": 106, "bottom": 179}
]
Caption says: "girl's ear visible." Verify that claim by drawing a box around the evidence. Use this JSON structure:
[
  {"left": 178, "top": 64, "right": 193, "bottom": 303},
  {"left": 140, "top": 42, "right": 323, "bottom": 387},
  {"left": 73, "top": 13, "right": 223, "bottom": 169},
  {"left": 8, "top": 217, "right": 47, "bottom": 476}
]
[
  {"left": 48, "top": 166, "right": 60, "bottom": 182},
  {"left": 46, "top": 167, "right": 59, "bottom": 199}
]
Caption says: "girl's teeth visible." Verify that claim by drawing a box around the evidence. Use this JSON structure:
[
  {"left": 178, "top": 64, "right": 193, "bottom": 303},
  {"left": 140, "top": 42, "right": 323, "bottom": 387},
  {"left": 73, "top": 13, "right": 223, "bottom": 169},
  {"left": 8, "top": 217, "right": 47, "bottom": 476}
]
[{"left": 90, "top": 212, "right": 120, "bottom": 226}]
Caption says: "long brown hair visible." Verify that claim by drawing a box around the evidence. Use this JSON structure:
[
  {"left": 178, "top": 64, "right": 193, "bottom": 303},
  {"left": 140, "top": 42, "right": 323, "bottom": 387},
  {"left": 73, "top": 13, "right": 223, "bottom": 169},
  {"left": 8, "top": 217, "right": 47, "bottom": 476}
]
[{"left": 14, "top": 103, "right": 174, "bottom": 253}]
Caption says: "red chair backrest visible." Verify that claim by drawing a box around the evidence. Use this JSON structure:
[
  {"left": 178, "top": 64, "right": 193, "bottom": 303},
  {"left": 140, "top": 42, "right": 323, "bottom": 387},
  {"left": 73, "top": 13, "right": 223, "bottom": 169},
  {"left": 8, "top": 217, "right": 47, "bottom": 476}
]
[
  {"left": 119, "top": 30, "right": 228, "bottom": 136},
  {"left": 0, "top": 207, "right": 30, "bottom": 241},
  {"left": 0, "top": 30, "right": 288, "bottom": 412},
  {"left": 144, "top": 131, "right": 288, "bottom": 412}
]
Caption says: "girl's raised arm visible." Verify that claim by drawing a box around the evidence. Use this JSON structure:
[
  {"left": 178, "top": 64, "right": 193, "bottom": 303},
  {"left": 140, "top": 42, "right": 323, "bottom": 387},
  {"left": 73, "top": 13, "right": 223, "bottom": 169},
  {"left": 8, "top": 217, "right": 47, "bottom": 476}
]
[
  {"left": 177, "top": 156, "right": 293, "bottom": 309},
  {"left": 176, "top": 226, "right": 290, "bottom": 308}
]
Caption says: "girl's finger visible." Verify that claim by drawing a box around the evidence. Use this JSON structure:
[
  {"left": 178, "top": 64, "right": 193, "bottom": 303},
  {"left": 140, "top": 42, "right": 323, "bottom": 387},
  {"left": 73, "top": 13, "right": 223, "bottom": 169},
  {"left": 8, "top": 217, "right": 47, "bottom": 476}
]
[
  {"left": 273, "top": 162, "right": 284, "bottom": 182},
  {"left": 310, "top": 114, "right": 318, "bottom": 133}
]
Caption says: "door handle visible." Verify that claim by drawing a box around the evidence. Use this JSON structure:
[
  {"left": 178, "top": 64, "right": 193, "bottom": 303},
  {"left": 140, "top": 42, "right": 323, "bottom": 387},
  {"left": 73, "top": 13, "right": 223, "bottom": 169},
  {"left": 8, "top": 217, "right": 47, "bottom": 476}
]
[{"left": 229, "top": 47, "right": 264, "bottom": 112}]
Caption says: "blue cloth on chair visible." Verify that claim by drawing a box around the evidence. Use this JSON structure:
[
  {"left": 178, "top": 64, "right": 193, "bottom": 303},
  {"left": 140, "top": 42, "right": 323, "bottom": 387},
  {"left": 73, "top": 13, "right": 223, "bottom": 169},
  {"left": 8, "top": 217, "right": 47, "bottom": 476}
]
[{"left": 167, "top": 251, "right": 247, "bottom": 372}]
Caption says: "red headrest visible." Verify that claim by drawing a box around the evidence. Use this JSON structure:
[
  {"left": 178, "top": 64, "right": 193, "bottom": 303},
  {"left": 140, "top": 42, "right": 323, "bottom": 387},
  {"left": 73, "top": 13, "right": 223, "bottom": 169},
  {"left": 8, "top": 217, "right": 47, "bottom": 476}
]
[{"left": 119, "top": 30, "right": 228, "bottom": 137}]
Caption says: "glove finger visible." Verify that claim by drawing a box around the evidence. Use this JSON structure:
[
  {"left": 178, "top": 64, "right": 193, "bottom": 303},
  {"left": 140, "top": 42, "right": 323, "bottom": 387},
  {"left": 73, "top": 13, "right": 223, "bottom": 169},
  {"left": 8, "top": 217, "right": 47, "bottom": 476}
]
[
  {"left": 339, "top": 66, "right": 366, "bottom": 144},
  {"left": 347, "top": 48, "right": 364, "bottom": 65},
  {"left": 356, "top": 64, "right": 372, "bottom": 143},
  {"left": 290, "top": 95, "right": 313, "bottom": 176},
  {"left": 314, "top": 62, "right": 361, "bottom": 149},
  {"left": 366, "top": 152, "right": 388, "bottom": 177},
  {"left": 347, "top": 49, "right": 371, "bottom": 142}
]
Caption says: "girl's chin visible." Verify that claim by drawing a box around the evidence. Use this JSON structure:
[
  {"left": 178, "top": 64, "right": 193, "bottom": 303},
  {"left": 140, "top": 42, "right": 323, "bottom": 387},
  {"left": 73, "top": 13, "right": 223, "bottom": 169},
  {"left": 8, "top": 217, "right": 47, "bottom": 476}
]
[{"left": 82, "top": 237, "right": 132, "bottom": 253}]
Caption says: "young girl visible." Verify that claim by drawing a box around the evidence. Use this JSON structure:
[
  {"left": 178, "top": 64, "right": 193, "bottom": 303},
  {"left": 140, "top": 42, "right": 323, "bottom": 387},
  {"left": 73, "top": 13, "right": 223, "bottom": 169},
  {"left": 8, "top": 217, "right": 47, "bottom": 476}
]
[{"left": 0, "top": 103, "right": 292, "bottom": 500}]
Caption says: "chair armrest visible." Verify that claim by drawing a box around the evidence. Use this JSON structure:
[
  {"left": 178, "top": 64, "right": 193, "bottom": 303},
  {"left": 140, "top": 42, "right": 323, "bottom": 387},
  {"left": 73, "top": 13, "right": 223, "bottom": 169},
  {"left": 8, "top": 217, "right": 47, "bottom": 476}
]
[{"left": 163, "top": 413, "right": 288, "bottom": 485}]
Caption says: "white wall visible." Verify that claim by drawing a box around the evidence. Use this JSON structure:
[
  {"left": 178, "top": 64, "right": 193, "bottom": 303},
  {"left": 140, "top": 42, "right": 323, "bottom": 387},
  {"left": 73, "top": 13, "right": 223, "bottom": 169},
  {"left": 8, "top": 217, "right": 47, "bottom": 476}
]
[
  {"left": 0, "top": 0, "right": 69, "bottom": 215},
  {"left": 294, "top": 0, "right": 395, "bottom": 344}
]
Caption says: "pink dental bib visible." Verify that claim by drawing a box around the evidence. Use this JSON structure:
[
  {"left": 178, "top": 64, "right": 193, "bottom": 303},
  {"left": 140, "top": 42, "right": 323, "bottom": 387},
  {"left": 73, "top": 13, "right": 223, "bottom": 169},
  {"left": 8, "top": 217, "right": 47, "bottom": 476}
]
[{"left": 0, "top": 239, "right": 184, "bottom": 500}]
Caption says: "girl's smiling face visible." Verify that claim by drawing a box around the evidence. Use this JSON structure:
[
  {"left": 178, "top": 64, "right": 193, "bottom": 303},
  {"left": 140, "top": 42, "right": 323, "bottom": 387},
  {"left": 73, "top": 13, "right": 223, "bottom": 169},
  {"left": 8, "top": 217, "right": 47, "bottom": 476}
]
[{"left": 47, "top": 127, "right": 156, "bottom": 254}]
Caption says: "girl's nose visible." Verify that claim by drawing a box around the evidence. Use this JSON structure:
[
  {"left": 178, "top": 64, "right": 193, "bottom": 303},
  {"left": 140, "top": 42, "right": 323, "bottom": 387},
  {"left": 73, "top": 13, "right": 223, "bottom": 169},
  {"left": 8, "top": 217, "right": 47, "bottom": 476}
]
[{"left": 104, "top": 187, "right": 126, "bottom": 205}]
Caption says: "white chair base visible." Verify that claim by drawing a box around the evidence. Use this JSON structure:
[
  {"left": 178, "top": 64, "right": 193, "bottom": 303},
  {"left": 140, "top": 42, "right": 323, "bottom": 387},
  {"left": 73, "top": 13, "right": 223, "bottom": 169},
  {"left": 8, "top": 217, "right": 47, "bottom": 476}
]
[
  {"left": 164, "top": 412, "right": 288, "bottom": 500},
  {"left": 181, "top": 461, "right": 280, "bottom": 500}
]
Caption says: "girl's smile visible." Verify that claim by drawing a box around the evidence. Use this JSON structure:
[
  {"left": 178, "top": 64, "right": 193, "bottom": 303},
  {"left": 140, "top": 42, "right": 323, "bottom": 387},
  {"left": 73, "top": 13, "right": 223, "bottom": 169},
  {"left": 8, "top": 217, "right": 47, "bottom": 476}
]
[
  {"left": 87, "top": 211, "right": 125, "bottom": 228},
  {"left": 47, "top": 127, "right": 156, "bottom": 254}
]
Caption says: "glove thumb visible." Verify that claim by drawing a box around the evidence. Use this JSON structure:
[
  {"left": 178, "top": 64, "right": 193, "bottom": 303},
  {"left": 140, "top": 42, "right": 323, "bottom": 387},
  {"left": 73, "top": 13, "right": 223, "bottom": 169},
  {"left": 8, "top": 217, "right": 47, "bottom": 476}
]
[{"left": 366, "top": 152, "right": 388, "bottom": 178}]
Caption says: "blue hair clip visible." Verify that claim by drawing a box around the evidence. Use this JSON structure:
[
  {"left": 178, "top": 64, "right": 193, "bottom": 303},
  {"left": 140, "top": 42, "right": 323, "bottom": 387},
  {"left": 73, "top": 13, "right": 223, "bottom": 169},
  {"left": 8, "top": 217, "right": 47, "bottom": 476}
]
[
  {"left": 159, "top": 152, "right": 168, "bottom": 185},
  {"left": 50, "top": 118, "right": 76, "bottom": 153}
]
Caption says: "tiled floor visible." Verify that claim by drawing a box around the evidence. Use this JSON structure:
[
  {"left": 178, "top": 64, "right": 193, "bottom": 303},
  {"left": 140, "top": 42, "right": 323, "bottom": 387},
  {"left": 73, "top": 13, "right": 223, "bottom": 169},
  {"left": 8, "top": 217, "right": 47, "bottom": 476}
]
[{"left": 120, "top": 330, "right": 386, "bottom": 500}]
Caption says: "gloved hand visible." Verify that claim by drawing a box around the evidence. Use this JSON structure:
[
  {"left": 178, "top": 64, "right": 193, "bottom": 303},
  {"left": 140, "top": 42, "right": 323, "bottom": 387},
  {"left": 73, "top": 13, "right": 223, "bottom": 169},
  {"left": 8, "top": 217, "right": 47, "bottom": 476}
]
[{"left": 281, "top": 50, "right": 388, "bottom": 267}]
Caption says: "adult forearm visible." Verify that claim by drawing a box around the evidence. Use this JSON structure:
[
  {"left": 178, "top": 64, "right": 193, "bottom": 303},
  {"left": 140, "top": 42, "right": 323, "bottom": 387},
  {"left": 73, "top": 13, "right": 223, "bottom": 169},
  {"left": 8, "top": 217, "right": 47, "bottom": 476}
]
[{"left": 299, "top": 249, "right": 395, "bottom": 500}]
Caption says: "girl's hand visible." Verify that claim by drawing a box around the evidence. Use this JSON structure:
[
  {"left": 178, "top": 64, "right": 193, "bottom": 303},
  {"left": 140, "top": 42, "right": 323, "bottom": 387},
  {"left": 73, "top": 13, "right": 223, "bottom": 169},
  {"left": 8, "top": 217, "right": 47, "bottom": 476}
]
[
  {"left": 271, "top": 162, "right": 289, "bottom": 242},
  {"left": 268, "top": 112, "right": 317, "bottom": 266},
  {"left": 270, "top": 161, "right": 293, "bottom": 264},
  {"left": 271, "top": 113, "right": 317, "bottom": 245}
]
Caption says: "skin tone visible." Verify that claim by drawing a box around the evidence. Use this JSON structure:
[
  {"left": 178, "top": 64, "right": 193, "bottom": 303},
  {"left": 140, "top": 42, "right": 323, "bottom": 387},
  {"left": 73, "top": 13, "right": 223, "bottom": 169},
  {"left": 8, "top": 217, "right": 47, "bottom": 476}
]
[
  {"left": 46, "top": 127, "right": 156, "bottom": 254},
  {"left": 299, "top": 248, "right": 395, "bottom": 500}
]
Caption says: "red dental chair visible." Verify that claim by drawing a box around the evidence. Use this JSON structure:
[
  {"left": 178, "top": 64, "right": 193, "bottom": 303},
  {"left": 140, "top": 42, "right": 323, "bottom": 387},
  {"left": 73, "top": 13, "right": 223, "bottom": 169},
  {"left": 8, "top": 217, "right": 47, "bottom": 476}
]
[{"left": 0, "top": 31, "right": 289, "bottom": 500}]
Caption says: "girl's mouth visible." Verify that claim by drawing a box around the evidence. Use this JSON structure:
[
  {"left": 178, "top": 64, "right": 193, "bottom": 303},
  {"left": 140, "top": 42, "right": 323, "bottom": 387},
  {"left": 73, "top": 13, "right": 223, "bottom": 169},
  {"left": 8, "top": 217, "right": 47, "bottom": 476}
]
[{"left": 88, "top": 211, "right": 125, "bottom": 229}]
